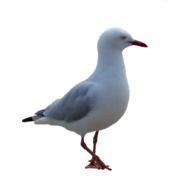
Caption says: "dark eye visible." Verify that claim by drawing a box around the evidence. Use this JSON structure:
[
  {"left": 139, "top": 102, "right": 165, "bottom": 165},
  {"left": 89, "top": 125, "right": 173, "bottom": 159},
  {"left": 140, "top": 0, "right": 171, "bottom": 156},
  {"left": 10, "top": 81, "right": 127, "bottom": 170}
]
[{"left": 120, "top": 36, "right": 127, "bottom": 40}]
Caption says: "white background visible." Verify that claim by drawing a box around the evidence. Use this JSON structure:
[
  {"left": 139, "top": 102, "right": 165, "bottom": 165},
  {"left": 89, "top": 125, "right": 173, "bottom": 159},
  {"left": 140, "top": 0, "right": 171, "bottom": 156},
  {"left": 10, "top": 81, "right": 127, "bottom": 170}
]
[{"left": 0, "top": 0, "right": 177, "bottom": 190}]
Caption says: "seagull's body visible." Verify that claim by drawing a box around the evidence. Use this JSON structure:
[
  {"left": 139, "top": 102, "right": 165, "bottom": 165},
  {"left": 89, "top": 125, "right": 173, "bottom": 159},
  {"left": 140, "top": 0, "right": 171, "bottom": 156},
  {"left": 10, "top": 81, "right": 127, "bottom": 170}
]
[
  {"left": 35, "top": 50, "right": 129, "bottom": 136},
  {"left": 22, "top": 28, "right": 147, "bottom": 170}
]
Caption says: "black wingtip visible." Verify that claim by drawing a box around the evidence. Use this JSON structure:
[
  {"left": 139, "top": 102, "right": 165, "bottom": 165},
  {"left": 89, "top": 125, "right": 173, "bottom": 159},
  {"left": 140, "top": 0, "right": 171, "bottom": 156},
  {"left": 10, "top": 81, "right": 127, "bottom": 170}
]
[{"left": 22, "top": 117, "right": 34, "bottom": 122}]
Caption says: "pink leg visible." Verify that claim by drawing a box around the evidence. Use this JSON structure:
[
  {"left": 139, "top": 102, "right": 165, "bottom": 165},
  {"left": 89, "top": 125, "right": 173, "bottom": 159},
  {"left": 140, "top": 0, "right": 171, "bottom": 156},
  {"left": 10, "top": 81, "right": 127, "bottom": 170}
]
[
  {"left": 81, "top": 134, "right": 112, "bottom": 170},
  {"left": 85, "top": 131, "right": 99, "bottom": 168},
  {"left": 93, "top": 130, "right": 99, "bottom": 154}
]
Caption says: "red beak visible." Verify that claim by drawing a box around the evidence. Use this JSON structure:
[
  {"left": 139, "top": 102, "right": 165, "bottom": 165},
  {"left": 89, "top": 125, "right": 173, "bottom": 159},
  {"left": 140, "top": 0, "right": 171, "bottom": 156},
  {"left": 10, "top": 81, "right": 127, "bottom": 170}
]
[{"left": 130, "top": 40, "right": 148, "bottom": 47}]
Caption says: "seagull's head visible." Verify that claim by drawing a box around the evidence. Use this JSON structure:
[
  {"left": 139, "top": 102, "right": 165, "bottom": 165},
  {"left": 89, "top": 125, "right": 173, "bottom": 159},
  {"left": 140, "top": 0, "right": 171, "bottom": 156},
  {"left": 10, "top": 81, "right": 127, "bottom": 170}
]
[{"left": 97, "top": 28, "right": 147, "bottom": 52}]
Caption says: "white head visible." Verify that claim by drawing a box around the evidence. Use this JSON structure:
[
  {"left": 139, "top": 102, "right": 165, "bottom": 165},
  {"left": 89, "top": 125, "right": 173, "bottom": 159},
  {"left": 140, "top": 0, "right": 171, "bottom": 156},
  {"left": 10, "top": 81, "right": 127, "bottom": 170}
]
[{"left": 97, "top": 28, "right": 147, "bottom": 52}]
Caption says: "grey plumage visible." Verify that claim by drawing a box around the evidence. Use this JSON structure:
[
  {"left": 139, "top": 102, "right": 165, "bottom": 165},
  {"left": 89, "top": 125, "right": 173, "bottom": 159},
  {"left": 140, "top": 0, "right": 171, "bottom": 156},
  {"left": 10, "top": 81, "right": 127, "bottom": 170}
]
[
  {"left": 35, "top": 109, "right": 45, "bottom": 117},
  {"left": 39, "top": 81, "right": 97, "bottom": 123}
]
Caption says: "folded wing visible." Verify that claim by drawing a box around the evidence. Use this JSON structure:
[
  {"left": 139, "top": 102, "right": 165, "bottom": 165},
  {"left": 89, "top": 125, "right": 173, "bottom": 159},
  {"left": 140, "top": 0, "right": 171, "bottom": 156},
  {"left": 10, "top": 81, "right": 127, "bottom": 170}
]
[{"left": 43, "top": 82, "right": 98, "bottom": 123}]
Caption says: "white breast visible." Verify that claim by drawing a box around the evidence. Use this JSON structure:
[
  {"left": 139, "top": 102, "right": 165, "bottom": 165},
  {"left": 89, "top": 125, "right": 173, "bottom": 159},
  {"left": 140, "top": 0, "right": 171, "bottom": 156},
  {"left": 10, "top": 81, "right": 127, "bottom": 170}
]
[{"left": 97, "top": 78, "right": 129, "bottom": 126}]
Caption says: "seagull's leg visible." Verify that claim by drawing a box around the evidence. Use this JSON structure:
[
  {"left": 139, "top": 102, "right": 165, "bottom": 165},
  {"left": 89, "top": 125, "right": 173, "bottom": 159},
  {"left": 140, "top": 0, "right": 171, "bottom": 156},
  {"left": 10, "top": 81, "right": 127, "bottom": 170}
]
[
  {"left": 81, "top": 136, "right": 112, "bottom": 170},
  {"left": 93, "top": 130, "right": 99, "bottom": 154},
  {"left": 86, "top": 131, "right": 99, "bottom": 168}
]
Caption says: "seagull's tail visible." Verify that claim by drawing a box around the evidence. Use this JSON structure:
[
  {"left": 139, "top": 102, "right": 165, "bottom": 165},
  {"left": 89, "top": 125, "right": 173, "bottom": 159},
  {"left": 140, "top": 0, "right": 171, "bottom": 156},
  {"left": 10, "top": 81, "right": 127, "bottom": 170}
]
[
  {"left": 22, "top": 116, "right": 34, "bottom": 122},
  {"left": 22, "top": 115, "right": 41, "bottom": 122},
  {"left": 22, "top": 109, "right": 45, "bottom": 123}
]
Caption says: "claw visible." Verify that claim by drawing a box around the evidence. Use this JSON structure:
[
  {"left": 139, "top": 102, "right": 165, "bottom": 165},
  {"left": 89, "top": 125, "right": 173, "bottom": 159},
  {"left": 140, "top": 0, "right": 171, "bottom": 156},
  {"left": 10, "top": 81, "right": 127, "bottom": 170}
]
[
  {"left": 85, "top": 160, "right": 102, "bottom": 169},
  {"left": 85, "top": 158, "right": 112, "bottom": 170}
]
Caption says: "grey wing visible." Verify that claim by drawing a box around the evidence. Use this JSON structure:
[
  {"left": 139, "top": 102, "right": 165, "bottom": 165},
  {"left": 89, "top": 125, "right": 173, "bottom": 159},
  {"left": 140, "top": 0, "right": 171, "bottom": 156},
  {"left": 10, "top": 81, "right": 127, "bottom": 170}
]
[{"left": 42, "top": 82, "right": 98, "bottom": 123}]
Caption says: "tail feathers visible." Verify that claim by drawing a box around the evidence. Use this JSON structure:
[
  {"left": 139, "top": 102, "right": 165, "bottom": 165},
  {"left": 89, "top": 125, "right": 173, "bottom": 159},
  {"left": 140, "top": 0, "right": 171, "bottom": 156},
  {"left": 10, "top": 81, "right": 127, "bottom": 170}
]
[{"left": 22, "top": 117, "right": 34, "bottom": 122}]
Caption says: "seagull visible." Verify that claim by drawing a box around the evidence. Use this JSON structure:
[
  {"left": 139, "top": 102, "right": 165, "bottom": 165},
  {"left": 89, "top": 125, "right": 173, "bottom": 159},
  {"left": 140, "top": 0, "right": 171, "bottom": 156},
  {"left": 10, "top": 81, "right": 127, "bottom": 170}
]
[{"left": 22, "top": 28, "right": 147, "bottom": 170}]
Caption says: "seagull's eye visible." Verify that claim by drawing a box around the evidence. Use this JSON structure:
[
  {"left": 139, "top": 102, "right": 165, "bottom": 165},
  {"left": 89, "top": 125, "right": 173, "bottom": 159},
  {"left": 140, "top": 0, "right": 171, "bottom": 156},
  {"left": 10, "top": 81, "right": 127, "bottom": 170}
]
[{"left": 120, "top": 36, "right": 127, "bottom": 40}]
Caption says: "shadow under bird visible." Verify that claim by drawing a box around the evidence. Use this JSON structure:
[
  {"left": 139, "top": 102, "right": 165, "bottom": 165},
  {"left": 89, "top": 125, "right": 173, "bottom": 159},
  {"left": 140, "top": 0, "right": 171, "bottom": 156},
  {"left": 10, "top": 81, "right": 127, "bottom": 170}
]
[{"left": 22, "top": 28, "right": 147, "bottom": 170}]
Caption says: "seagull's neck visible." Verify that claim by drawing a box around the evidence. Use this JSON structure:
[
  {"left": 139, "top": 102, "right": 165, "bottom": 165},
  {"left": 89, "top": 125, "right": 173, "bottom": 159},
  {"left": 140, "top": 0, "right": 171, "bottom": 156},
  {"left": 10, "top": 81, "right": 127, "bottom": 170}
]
[{"left": 90, "top": 49, "right": 128, "bottom": 82}]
